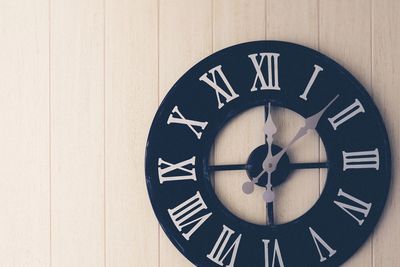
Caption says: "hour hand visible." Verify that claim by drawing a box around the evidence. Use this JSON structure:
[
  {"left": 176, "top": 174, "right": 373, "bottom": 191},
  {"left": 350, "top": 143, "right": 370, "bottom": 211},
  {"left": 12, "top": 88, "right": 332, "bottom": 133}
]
[
  {"left": 262, "top": 102, "right": 277, "bottom": 170},
  {"left": 264, "top": 102, "right": 277, "bottom": 146}
]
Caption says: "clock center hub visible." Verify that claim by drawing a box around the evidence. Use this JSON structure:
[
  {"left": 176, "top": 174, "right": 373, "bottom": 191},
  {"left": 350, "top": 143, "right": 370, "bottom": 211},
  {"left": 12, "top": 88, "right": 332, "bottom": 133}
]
[{"left": 246, "top": 144, "right": 291, "bottom": 187}]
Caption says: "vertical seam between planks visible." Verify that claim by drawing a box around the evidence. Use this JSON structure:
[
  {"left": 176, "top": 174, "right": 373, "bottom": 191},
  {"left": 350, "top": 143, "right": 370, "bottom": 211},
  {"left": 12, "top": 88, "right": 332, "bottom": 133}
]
[
  {"left": 266, "top": 0, "right": 267, "bottom": 39},
  {"left": 318, "top": 0, "right": 321, "bottom": 195},
  {"left": 370, "top": 0, "right": 374, "bottom": 266},
  {"left": 211, "top": 0, "right": 214, "bottom": 52},
  {"left": 103, "top": 0, "right": 107, "bottom": 265},
  {"left": 49, "top": 0, "right": 52, "bottom": 265},
  {"left": 157, "top": 0, "right": 161, "bottom": 267}
]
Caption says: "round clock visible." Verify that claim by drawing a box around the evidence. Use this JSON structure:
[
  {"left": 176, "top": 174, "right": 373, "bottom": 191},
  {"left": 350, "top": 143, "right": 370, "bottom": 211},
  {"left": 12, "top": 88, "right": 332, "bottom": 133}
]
[{"left": 145, "top": 41, "right": 391, "bottom": 266}]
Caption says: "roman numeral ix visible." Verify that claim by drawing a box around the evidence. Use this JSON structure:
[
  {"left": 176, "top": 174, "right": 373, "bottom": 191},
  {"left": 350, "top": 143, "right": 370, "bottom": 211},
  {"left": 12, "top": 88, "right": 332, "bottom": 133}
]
[{"left": 158, "top": 156, "right": 196, "bottom": 184}]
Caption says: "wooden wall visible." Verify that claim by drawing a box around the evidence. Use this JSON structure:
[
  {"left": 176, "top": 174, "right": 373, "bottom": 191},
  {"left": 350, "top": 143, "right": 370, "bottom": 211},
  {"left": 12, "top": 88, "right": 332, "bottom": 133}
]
[{"left": 0, "top": 0, "right": 399, "bottom": 266}]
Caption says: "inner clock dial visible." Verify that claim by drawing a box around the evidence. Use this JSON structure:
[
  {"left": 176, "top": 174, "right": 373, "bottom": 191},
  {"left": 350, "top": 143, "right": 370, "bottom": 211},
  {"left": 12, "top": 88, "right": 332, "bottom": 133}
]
[{"left": 209, "top": 105, "right": 327, "bottom": 225}]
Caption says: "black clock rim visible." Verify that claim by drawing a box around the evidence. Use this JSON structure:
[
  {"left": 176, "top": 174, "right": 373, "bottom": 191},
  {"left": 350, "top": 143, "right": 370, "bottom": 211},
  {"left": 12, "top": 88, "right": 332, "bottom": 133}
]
[{"left": 144, "top": 40, "right": 392, "bottom": 267}]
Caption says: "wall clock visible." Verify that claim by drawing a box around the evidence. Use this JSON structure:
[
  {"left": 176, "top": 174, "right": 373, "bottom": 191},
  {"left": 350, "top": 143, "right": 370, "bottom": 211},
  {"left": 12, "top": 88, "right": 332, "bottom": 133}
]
[{"left": 145, "top": 41, "right": 391, "bottom": 266}]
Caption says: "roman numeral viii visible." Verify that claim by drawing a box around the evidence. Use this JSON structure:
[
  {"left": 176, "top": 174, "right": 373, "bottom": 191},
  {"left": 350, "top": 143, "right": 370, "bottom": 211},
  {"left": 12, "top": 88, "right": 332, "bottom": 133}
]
[
  {"left": 263, "top": 239, "right": 285, "bottom": 267},
  {"left": 248, "top": 53, "right": 280, "bottom": 91},
  {"left": 334, "top": 188, "right": 372, "bottom": 226},
  {"left": 207, "top": 225, "right": 242, "bottom": 267},
  {"left": 199, "top": 65, "right": 239, "bottom": 109},
  {"left": 167, "top": 106, "right": 208, "bottom": 139},
  {"left": 158, "top": 156, "right": 196, "bottom": 184},
  {"left": 342, "top": 148, "right": 379, "bottom": 171},
  {"left": 168, "top": 191, "right": 212, "bottom": 240}
]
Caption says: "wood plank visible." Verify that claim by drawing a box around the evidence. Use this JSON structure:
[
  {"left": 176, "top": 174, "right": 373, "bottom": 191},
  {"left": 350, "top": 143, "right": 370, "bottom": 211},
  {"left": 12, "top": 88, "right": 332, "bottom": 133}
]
[
  {"left": 0, "top": 0, "right": 50, "bottom": 265},
  {"left": 50, "top": 0, "right": 105, "bottom": 266},
  {"left": 104, "top": 0, "right": 159, "bottom": 266},
  {"left": 372, "top": 0, "right": 400, "bottom": 266},
  {"left": 266, "top": 0, "right": 320, "bottom": 225},
  {"left": 319, "top": 1, "right": 372, "bottom": 266},
  {"left": 158, "top": 0, "right": 212, "bottom": 266},
  {"left": 212, "top": 0, "right": 266, "bottom": 226}
]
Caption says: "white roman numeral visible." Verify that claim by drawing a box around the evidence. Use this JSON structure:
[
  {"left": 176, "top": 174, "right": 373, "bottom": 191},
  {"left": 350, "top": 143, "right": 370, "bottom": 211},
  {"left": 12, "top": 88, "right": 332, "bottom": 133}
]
[
  {"left": 207, "top": 225, "right": 242, "bottom": 267},
  {"left": 168, "top": 191, "right": 212, "bottom": 240},
  {"left": 167, "top": 106, "right": 208, "bottom": 139},
  {"left": 342, "top": 148, "right": 379, "bottom": 171},
  {"left": 263, "top": 239, "right": 285, "bottom": 267},
  {"left": 248, "top": 53, "right": 280, "bottom": 91},
  {"left": 199, "top": 65, "right": 239, "bottom": 109},
  {"left": 334, "top": 188, "right": 372, "bottom": 226},
  {"left": 309, "top": 227, "right": 336, "bottom": 262},
  {"left": 328, "top": 99, "right": 365, "bottom": 130},
  {"left": 299, "top": 64, "right": 323, "bottom": 100},
  {"left": 158, "top": 156, "right": 196, "bottom": 184}
]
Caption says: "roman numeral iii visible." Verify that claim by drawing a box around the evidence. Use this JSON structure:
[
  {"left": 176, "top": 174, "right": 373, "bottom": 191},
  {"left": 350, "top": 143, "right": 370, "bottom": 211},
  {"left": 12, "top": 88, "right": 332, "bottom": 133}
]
[
  {"left": 168, "top": 191, "right": 212, "bottom": 240},
  {"left": 158, "top": 156, "right": 196, "bottom": 184},
  {"left": 199, "top": 65, "right": 239, "bottom": 109},
  {"left": 248, "top": 52, "right": 280, "bottom": 91},
  {"left": 342, "top": 148, "right": 379, "bottom": 171},
  {"left": 167, "top": 106, "right": 208, "bottom": 139},
  {"left": 328, "top": 98, "right": 365, "bottom": 130},
  {"left": 207, "top": 225, "right": 242, "bottom": 267},
  {"left": 263, "top": 239, "right": 285, "bottom": 267},
  {"left": 299, "top": 64, "right": 323, "bottom": 100},
  {"left": 334, "top": 188, "right": 372, "bottom": 226},
  {"left": 309, "top": 227, "right": 336, "bottom": 263}
]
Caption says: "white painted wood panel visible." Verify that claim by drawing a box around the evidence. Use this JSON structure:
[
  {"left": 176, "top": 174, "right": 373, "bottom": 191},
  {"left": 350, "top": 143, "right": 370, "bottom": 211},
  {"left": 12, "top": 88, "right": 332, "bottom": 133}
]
[
  {"left": 372, "top": 0, "right": 400, "bottom": 266},
  {"left": 319, "top": 1, "right": 372, "bottom": 266},
  {"left": 212, "top": 0, "right": 266, "bottom": 227},
  {"left": 0, "top": 1, "right": 50, "bottom": 266},
  {"left": 50, "top": 0, "right": 105, "bottom": 266},
  {"left": 0, "top": 0, "right": 399, "bottom": 266},
  {"left": 105, "top": 0, "right": 159, "bottom": 266},
  {"left": 159, "top": 1, "right": 212, "bottom": 266}
]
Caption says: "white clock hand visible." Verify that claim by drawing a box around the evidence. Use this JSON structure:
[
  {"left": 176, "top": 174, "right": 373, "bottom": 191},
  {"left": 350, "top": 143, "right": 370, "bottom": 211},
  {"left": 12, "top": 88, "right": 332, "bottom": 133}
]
[
  {"left": 268, "top": 95, "right": 340, "bottom": 169},
  {"left": 242, "top": 102, "right": 277, "bottom": 196}
]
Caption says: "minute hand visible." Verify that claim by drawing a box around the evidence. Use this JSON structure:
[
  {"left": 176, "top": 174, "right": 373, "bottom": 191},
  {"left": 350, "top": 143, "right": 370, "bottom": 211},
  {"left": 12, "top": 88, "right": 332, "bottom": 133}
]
[{"left": 270, "top": 95, "right": 339, "bottom": 167}]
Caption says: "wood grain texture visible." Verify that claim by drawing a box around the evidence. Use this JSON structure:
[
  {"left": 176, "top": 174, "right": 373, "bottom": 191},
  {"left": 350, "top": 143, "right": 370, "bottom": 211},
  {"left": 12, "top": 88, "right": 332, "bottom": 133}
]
[
  {"left": 159, "top": 1, "right": 212, "bottom": 266},
  {"left": 50, "top": 0, "right": 105, "bottom": 266},
  {"left": 105, "top": 0, "right": 159, "bottom": 267},
  {"left": 212, "top": 0, "right": 266, "bottom": 226},
  {"left": 319, "top": 1, "right": 372, "bottom": 266},
  {"left": 266, "top": 0, "right": 320, "bottom": 225},
  {"left": 372, "top": 0, "right": 400, "bottom": 266},
  {"left": 0, "top": 0, "right": 400, "bottom": 266},
  {"left": 0, "top": 1, "right": 50, "bottom": 266}
]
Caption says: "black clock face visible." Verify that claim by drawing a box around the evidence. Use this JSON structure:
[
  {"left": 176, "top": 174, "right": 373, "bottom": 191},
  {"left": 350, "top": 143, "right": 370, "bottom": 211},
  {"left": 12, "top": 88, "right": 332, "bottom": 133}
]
[{"left": 145, "top": 41, "right": 391, "bottom": 266}]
